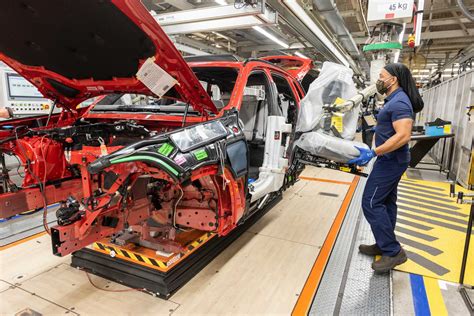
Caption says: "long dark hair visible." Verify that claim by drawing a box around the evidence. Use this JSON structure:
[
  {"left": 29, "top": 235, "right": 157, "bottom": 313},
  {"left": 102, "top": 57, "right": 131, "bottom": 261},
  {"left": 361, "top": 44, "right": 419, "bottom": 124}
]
[{"left": 384, "top": 63, "right": 424, "bottom": 113}]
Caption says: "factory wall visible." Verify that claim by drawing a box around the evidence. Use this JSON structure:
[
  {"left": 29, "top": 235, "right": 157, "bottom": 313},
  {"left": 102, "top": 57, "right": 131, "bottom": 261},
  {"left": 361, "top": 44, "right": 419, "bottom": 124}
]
[{"left": 418, "top": 69, "right": 474, "bottom": 189}]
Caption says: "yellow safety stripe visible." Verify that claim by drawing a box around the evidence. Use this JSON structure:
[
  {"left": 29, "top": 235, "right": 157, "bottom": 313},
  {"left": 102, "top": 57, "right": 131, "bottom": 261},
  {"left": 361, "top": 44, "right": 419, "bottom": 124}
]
[
  {"left": 424, "top": 276, "right": 448, "bottom": 316},
  {"left": 93, "top": 232, "right": 215, "bottom": 270}
]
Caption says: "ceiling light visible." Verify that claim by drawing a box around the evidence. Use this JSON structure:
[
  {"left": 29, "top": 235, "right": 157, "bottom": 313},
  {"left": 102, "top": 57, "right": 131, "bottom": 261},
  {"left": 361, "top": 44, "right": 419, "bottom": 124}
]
[
  {"left": 295, "top": 51, "right": 309, "bottom": 59},
  {"left": 282, "top": 0, "right": 350, "bottom": 67},
  {"left": 215, "top": 0, "right": 227, "bottom": 5},
  {"left": 393, "top": 23, "right": 406, "bottom": 63},
  {"left": 415, "top": 0, "right": 424, "bottom": 46},
  {"left": 398, "top": 23, "right": 406, "bottom": 43},
  {"left": 174, "top": 43, "right": 211, "bottom": 56},
  {"left": 253, "top": 26, "right": 289, "bottom": 49},
  {"left": 393, "top": 51, "right": 400, "bottom": 63}
]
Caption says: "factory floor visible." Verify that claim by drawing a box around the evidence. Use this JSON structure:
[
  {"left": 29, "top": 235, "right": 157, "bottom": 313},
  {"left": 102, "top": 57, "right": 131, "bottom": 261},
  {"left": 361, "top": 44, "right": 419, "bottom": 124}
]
[
  {"left": 392, "top": 165, "right": 473, "bottom": 316},
  {"left": 0, "top": 164, "right": 472, "bottom": 315}
]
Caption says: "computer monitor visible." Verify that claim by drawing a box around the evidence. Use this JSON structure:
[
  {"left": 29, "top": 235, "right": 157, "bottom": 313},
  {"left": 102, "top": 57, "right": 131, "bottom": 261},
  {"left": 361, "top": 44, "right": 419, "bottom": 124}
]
[{"left": 6, "top": 73, "right": 43, "bottom": 99}]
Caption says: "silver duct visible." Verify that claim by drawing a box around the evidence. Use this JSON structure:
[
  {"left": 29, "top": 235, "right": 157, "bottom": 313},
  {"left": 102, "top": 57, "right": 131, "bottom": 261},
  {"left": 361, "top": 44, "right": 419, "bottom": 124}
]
[
  {"left": 457, "top": 0, "right": 474, "bottom": 22},
  {"left": 313, "top": 0, "right": 369, "bottom": 76}
]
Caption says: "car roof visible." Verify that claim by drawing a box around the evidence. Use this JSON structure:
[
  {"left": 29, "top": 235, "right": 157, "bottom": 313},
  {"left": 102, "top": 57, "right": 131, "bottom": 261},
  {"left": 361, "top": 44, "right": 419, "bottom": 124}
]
[{"left": 187, "top": 58, "right": 294, "bottom": 77}]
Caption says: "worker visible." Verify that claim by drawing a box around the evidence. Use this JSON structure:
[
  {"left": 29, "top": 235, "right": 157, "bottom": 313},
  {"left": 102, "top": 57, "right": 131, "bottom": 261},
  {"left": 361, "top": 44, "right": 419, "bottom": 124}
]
[
  {"left": 348, "top": 63, "right": 424, "bottom": 274},
  {"left": 0, "top": 107, "right": 13, "bottom": 119}
]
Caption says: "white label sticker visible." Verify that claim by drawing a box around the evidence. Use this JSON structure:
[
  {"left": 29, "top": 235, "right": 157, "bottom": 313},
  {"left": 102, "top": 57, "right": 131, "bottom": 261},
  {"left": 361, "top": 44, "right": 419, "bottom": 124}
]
[{"left": 136, "top": 57, "right": 177, "bottom": 98}]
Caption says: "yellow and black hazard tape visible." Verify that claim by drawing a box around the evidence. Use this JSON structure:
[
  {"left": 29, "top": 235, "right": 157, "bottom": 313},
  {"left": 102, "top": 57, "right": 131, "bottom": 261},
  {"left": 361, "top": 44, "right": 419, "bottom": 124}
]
[
  {"left": 93, "top": 232, "right": 215, "bottom": 271},
  {"left": 93, "top": 242, "right": 168, "bottom": 269},
  {"left": 185, "top": 231, "right": 215, "bottom": 251}
]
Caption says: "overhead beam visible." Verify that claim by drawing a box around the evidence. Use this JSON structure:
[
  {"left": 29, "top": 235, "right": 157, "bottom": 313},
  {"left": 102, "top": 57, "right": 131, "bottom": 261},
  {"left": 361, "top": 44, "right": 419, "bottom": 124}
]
[
  {"left": 411, "top": 29, "right": 474, "bottom": 40},
  {"left": 414, "top": 46, "right": 467, "bottom": 51},
  {"left": 172, "top": 36, "right": 231, "bottom": 55},
  {"left": 422, "top": 17, "right": 471, "bottom": 27},
  {"left": 192, "top": 33, "right": 237, "bottom": 51},
  {"left": 231, "top": 30, "right": 263, "bottom": 43},
  {"left": 349, "top": 0, "right": 365, "bottom": 33},
  {"left": 153, "top": 0, "right": 195, "bottom": 10},
  {"left": 265, "top": 0, "right": 358, "bottom": 73},
  {"left": 424, "top": 4, "right": 474, "bottom": 15},
  {"left": 442, "top": 0, "right": 470, "bottom": 36},
  {"left": 174, "top": 43, "right": 211, "bottom": 55},
  {"left": 238, "top": 42, "right": 305, "bottom": 52}
]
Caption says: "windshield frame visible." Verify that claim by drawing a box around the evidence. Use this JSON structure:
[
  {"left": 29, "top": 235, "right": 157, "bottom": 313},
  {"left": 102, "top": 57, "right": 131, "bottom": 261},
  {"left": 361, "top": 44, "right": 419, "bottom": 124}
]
[{"left": 86, "top": 65, "right": 242, "bottom": 118}]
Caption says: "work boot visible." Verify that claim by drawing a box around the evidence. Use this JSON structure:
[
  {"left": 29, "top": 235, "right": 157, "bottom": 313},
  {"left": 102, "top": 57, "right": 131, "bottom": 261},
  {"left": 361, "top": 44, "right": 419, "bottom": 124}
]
[
  {"left": 372, "top": 248, "right": 408, "bottom": 274},
  {"left": 359, "top": 244, "right": 383, "bottom": 256}
]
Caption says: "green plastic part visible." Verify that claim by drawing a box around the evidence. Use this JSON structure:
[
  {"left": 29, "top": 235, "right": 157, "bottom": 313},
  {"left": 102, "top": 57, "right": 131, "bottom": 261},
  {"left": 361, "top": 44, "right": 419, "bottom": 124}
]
[
  {"left": 158, "top": 143, "right": 174, "bottom": 156},
  {"left": 193, "top": 149, "right": 208, "bottom": 161},
  {"left": 363, "top": 42, "right": 403, "bottom": 52},
  {"left": 110, "top": 155, "right": 179, "bottom": 176}
]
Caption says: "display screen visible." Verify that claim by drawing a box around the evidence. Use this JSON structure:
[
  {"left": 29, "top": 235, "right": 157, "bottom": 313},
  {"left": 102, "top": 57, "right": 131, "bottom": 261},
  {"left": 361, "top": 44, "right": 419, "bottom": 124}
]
[
  {"left": 170, "top": 120, "right": 228, "bottom": 152},
  {"left": 6, "top": 73, "right": 44, "bottom": 99}
]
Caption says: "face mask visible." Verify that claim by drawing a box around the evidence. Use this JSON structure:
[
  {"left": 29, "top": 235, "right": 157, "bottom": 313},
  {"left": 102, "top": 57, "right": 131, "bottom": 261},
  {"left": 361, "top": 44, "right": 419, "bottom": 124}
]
[{"left": 376, "top": 77, "right": 395, "bottom": 95}]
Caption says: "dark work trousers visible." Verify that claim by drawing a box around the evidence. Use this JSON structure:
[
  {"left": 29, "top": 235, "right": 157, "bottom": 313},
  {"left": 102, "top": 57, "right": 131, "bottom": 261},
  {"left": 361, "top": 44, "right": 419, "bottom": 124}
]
[{"left": 362, "top": 156, "right": 409, "bottom": 256}]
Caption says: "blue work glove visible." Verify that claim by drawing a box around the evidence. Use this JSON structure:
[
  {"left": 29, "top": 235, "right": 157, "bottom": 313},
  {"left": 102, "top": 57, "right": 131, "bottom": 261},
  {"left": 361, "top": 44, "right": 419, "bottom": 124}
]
[{"left": 348, "top": 146, "right": 376, "bottom": 166}]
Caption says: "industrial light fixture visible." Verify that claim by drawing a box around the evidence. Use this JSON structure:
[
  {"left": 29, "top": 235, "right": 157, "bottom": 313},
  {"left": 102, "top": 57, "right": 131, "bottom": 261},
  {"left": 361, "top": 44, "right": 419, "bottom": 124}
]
[
  {"left": 393, "top": 23, "right": 406, "bottom": 63},
  {"left": 414, "top": 0, "right": 424, "bottom": 46},
  {"left": 282, "top": 0, "right": 350, "bottom": 67},
  {"left": 295, "top": 51, "right": 309, "bottom": 59},
  {"left": 162, "top": 16, "right": 267, "bottom": 34},
  {"left": 253, "top": 26, "right": 289, "bottom": 49},
  {"left": 154, "top": 4, "right": 278, "bottom": 35}
]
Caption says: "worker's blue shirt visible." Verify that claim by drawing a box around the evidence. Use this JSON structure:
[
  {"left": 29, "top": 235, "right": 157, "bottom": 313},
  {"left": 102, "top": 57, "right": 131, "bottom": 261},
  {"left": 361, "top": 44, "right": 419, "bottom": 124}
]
[{"left": 375, "top": 87, "right": 414, "bottom": 164}]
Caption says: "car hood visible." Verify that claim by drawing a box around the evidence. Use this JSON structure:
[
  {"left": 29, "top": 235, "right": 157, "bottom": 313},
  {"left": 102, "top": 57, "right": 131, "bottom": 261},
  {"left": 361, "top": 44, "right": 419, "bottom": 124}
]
[{"left": 0, "top": 0, "right": 217, "bottom": 114}]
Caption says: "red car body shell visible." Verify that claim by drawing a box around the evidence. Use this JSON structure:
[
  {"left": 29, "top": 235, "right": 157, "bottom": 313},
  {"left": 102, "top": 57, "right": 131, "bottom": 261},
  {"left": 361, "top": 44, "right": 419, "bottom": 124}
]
[{"left": 0, "top": 1, "right": 312, "bottom": 256}]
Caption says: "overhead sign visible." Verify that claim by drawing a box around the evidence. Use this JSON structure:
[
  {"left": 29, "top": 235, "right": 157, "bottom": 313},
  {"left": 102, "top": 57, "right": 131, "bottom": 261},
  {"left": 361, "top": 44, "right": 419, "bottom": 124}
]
[{"left": 367, "top": 0, "right": 414, "bottom": 24}]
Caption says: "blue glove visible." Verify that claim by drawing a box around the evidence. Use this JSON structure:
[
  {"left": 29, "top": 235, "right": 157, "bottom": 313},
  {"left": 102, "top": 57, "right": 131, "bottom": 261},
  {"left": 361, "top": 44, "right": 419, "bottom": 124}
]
[{"left": 348, "top": 146, "right": 376, "bottom": 166}]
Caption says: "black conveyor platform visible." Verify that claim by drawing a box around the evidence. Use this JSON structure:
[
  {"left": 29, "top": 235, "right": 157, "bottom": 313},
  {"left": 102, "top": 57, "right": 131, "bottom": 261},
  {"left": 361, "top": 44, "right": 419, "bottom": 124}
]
[{"left": 71, "top": 194, "right": 282, "bottom": 299}]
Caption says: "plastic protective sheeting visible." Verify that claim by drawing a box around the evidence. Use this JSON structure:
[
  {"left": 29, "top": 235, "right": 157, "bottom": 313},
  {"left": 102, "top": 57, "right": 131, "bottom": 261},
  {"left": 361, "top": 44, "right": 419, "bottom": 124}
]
[
  {"left": 296, "top": 62, "right": 358, "bottom": 140},
  {"left": 295, "top": 131, "right": 370, "bottom": 163}
]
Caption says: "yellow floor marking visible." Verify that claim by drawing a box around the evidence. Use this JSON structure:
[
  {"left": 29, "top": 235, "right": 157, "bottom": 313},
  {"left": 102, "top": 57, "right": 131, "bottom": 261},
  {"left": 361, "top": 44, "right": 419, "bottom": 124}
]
[
  {"left": 423, "top": 276, "right": 448, "bottom": 316},
  {"left": 395, "top": 179, "right": 474, "bottom": 286}
]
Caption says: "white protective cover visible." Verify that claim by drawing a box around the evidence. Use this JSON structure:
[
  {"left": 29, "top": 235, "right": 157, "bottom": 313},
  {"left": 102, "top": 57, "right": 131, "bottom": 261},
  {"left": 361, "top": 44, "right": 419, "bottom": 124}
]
[
  {"left": 294, "top": 62, "right": 368, "bottom": 163},
  {"left": 295, "top": 131, "right": 370, "bottom": 163},
  {"left": 296, "top": 62, "right": 359, "bottom": 140}
]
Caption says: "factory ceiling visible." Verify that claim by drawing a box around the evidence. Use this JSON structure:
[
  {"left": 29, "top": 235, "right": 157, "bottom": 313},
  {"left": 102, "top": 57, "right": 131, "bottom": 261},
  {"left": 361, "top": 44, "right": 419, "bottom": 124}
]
[{"left": 142, "top": 0, "right": 474, "bottom": 82}]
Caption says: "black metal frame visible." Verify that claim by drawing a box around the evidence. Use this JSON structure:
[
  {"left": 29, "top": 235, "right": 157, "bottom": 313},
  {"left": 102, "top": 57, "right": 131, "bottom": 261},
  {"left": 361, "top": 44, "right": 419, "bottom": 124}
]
[
  {"left": 408, "top": 133, "right": 455, "bottom": 179},
  {"left": 457, "top": 191, "right": 474, "bottom": 312}
]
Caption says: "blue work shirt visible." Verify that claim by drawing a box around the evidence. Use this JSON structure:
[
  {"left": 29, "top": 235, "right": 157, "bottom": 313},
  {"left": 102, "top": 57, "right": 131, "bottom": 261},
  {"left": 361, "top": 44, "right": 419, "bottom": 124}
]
[{"left": 375, "top": 87, "right": 414, "bottom": 164}]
